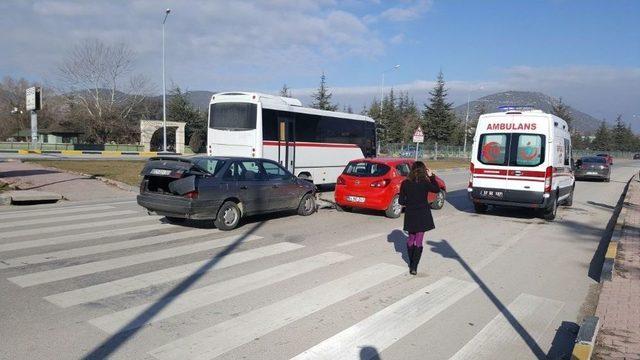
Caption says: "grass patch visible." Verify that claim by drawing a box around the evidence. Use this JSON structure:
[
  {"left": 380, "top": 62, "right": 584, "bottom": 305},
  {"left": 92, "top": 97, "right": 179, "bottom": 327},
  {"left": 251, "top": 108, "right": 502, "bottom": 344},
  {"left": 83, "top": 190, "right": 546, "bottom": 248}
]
[
  {"left": 0, "top": 182, "right": 10, "bottom": 193},
  {"left": 27, "top": 160, "right": 146, "bottom": 186},
  {"left": 421, "top": 158, "right": 469, "bottom": 170}
]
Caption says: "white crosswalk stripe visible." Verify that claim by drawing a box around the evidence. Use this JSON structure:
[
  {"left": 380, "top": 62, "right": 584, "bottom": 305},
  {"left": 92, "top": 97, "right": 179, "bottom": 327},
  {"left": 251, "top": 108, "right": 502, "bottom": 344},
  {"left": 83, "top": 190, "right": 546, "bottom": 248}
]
[
  {"left": 148, "top": 263, "right": 406, "bottom": 360},
  {"left": 0, "top": 205, "right": 114, "bottom": 220},
  {"left": 291, "top": 277, "right": 478, "bottom": 360},
  {"left": 0, "top": 228, "right": 219, "bottom": 269},
  {"left": 0, "top": 215, "right": 159, "bottom": 239},
  {"left": 9, "top": 234, "right": 262, "bottom": 287},
  {"left": 0, "top": 222, "right": 180, "bottom": 253},
  {"left": 45, "top": 242, "right": 304, "bottom": 307},
  {"left": 450, "top": 293, "right": 564, "bottom": 360},
  {"left": 88, "top": 251, "right": 351, "bottom": 334},
  {"left": 0, "top": 209, "right": 138, "bottom": 229}
]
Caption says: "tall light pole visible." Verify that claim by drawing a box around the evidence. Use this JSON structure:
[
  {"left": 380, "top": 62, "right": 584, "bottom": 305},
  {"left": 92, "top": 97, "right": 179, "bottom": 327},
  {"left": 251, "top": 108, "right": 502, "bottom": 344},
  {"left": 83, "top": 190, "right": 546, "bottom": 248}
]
[
  {"left": 463, "top": 93, "right": 471, "bottom": 156},
  {"left": 380, "top": 64, "right": 400, "bottom": 111},
  {"left": 379, "top": 65, "right": 399, "bottom": 155},
  {"left": 162, "top": 8, "right": 171, "bottom": 153}
]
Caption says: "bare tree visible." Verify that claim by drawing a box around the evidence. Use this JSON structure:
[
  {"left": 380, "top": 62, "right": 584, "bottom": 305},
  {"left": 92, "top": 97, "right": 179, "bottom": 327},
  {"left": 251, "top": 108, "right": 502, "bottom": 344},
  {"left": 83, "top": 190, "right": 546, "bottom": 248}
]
[{"left": 58, "top": 39, "right": 153, "bottom": 143}]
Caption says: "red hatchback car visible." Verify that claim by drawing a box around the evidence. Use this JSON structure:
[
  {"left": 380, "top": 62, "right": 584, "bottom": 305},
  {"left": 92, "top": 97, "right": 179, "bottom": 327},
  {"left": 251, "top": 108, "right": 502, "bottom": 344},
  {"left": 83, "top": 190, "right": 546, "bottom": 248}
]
[{"left": 335, "top": 158, "right": 447, "bottom": 218}]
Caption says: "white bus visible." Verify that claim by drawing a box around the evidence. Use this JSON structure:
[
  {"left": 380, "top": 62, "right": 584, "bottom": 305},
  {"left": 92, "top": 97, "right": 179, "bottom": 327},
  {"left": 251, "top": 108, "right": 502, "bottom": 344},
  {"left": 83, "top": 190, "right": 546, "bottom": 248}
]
[{"left": 207, "top": 92, "right": 376, "bottom": 185}]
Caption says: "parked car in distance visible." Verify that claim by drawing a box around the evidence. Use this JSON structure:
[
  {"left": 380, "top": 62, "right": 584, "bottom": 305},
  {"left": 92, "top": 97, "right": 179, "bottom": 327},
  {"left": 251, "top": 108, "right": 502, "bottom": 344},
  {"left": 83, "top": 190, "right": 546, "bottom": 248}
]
[
  {"left": 575, "top": 156, "right": 611, "bottom": 182},
  {"left": 334, "top": 158, "right": 447, "bottom": 218},
  {"left": 633, "top": 153, "right": 640, "bottom": 160},
  {"left": 596, "top": 153, "right": 614, "bottom": 165},
  {"left": 137, "top": 156, "right": 316, "bottom": 230}
]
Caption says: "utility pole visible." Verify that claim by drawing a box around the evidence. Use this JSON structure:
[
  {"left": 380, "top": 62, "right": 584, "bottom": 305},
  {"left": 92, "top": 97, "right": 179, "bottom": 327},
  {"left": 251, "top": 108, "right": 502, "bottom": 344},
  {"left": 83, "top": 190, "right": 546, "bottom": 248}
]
[
  {"left": 162, "top": 8, "right": 171, "bottom": 152},
  {"left": 463, "top": 93, "right": 470, "bottom": 156}
]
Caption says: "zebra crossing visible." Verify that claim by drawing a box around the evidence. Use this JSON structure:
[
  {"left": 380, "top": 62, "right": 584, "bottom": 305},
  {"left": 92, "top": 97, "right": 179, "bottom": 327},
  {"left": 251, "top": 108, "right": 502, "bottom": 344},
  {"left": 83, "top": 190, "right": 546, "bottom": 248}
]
[{"left": 0, "top": 200, "right": 565, "bottom": 359}]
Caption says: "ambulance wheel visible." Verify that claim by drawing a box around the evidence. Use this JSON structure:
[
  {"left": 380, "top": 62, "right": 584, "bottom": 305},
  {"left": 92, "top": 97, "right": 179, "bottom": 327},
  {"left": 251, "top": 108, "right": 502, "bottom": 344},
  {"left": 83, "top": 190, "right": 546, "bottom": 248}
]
[
  {"left": 385, "top": 195, "right": 402, "bottom": 218},
  {"left": 543, "top": 197, "right": 558, "bottom": 221},
  {"left": 473, "top": 203, "right": 488, "bottom": 213},
  {"left": 563, "top": 187, "right": 574, "bottom": 207}
]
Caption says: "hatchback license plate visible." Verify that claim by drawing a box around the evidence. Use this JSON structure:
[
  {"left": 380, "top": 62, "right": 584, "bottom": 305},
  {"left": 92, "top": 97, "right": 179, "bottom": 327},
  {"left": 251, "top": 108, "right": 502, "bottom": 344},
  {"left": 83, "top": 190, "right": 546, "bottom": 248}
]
[
  {"left": 150, "top": 168, "right": 172, "bottom": 176},
  {"left": 480, "top": 190, "right": 504, "bottom": 199},
  {"left": 346, "top": 196, "right": 365, "bottom": 203}
]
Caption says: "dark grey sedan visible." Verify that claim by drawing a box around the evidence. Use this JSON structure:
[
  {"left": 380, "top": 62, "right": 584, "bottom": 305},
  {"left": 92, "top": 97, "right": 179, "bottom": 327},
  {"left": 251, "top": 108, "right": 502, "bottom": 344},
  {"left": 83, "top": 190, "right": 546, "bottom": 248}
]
[
  {"left": 574, "top": 156, "right": 611, "bottom": 182},
  {"left": 137, "top": 156, "right": 316, "bottom": 230}
]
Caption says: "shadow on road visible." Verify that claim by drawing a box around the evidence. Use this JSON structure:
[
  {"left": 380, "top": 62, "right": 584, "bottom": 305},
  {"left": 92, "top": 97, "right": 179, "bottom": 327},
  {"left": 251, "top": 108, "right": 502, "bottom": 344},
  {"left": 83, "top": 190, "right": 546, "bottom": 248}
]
[
  {"left": 21, "top": 175, "right": 101, "bottom": 190},
  {"left": 586, "top": 200, "right": 615, "bottom": 210},
  {"left": 427, "top": 239, "right": 548, "bottom": 360},
  {"left": 82, "top": 221, "right": 266, "bottom": 359},
  {"left": 387, "top": 229, "right": 409, "bottom": 266},
  {"left": 359, "top": 346, "right": 381, "bottom": 360}
]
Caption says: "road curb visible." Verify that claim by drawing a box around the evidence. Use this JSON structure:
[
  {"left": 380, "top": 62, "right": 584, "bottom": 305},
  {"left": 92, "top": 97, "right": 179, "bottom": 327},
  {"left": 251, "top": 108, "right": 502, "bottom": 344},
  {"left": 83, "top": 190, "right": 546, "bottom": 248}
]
[
  {"left": 600, "top": 209, "right": 625, "bottom": 281},
  {"left": 2, "top": 149, "right": 158, "bottom": 157},
  {"left": 572, "top": 316, "right": 600, "bottom": 360}
]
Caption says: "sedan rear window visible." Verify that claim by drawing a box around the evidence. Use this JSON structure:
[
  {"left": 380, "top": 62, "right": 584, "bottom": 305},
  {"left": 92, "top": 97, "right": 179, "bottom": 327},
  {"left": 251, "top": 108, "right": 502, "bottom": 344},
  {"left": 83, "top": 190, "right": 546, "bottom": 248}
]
[
  {"left": 344, "top": 162, "right": 390, "bottom": 177},
  {"left": 581, "top": 157, "right": 606, "bottom": 163},
  {"left": 193, "top": 158, "right": 226, "bottom": 175}
]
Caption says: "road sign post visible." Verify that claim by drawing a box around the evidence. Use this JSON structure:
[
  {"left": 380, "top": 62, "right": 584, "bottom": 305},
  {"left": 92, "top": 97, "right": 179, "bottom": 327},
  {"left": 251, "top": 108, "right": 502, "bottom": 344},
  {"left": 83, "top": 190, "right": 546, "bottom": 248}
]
[
  {"left": 26, "top": 87, "right": 41, "bottom": 147},
  {"left": 412, "top": 126, "right": 424, "bottom": 161}
]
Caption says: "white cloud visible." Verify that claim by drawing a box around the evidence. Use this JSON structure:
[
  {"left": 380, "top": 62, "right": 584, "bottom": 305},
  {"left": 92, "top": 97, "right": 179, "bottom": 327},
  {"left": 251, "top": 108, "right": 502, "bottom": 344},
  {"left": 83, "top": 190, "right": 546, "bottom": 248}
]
[
  {"left": 390, "top": 33, "right": 405, "bottom": 44},
  {"left": 377, "top": 0, "right": 432, "bottom": 22}
]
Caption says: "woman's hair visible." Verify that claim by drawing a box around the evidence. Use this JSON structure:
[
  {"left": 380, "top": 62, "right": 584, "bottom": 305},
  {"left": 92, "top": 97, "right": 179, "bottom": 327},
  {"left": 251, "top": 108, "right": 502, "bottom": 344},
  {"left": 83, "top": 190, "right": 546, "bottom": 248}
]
[{"left": 407, "top": 161, "right": 429, "bottom": 182}]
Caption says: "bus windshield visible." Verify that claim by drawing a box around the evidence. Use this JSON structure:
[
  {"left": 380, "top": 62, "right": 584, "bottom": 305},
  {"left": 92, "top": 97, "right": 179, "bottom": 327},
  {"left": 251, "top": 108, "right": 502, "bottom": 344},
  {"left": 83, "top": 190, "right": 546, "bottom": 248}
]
[{"left": 209, "top": 103, "right": 257, "bottom": 130}]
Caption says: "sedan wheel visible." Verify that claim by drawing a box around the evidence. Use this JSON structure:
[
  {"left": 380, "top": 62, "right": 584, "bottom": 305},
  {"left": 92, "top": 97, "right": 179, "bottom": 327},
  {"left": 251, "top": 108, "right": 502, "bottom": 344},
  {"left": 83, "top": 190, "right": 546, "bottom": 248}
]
[
  {"left": 214, "top": 201, "right": 241, "bottom": 231},
  {"left": 297, "top": 193, "right": 316, "bottom": 216}
]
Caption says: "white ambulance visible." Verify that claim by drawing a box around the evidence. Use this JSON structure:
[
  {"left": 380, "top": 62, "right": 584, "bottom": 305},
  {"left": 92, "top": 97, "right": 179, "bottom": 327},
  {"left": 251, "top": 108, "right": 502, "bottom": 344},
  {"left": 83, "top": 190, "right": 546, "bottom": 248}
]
[{"left": 468, "top": 106, "right": 575, "bottom": 220}]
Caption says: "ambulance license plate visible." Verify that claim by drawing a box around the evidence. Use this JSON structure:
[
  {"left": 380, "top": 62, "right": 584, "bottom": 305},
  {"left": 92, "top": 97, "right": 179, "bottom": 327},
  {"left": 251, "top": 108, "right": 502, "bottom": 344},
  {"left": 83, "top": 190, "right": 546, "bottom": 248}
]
[
  {"left": 346, "top": 196, "right": 365, "bottom": 203},
  {"left": 480, "top": 190, "right": 504, "bottom": 199}
]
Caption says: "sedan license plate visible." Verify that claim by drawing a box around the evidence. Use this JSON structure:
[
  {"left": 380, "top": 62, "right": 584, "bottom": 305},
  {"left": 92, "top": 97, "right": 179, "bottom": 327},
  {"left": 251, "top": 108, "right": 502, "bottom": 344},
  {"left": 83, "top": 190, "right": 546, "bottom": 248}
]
[
  {"left": 480, "top": 190, "right": 504, "bottom": 199},
  {"left": 346, "top": 196, "right": 365, "bottom": 203},
  {"left": 586, "top": 171, "right": 598, "bottom": 175},
  {"left": 150, "top": 168, "right": 172, "bottom": 176}
]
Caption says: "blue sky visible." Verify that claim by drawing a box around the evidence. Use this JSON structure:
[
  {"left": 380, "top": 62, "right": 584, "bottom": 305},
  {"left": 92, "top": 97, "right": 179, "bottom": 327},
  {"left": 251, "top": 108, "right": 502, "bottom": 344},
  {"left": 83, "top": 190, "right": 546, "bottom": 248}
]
[{"left": 1, "top": 0, "right": 639, "bottom": 127}]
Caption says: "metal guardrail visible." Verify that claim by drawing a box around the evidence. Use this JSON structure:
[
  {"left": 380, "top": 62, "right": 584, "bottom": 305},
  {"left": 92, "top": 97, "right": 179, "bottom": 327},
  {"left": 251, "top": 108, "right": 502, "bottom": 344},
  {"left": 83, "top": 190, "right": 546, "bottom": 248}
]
[{"left": 0, "top": 142, "right": 144, "bottom": 152}]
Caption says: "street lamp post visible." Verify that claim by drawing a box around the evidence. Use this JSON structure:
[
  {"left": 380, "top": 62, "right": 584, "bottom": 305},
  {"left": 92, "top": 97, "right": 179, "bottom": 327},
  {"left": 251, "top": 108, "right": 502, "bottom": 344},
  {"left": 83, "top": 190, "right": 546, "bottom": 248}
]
[
  {"left": 162, "top": 8, "right": 171, "bottom": 153},
  {"left": 463, "top": 93, "right": 471, "bottom": 156},
  {"left": 379, "top": 65, "right": 400, "bottom": 155}
]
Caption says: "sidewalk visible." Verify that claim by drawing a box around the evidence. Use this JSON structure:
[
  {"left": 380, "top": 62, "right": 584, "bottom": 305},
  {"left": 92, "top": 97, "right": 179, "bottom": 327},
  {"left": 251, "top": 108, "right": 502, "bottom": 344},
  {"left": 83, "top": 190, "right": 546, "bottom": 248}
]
[
  {"left": 0, "top": 160, "right": 134, "bottom": 202},
  {"left": 594, "top": 176, "right": 640, "bottom": 358}
]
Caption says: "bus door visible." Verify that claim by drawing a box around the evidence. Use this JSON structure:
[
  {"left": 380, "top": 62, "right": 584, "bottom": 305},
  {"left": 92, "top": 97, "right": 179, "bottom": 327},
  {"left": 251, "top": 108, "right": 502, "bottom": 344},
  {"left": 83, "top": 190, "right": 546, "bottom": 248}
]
[{"left": 277, "top": 117, "right": 295, "bottom": 173}]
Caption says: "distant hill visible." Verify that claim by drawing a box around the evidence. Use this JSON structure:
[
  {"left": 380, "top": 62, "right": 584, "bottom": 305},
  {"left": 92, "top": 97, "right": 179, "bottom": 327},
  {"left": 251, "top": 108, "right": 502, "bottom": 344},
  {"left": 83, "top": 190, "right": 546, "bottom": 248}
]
[{"left": 453, "top": 91, "right": 601, "bottom": 134}]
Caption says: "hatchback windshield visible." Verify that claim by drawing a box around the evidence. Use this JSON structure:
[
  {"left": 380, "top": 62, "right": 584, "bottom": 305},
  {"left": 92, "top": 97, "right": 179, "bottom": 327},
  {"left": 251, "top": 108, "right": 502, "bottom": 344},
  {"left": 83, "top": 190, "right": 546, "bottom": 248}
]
[{"left": 344, "top": 161, "right": 390, "bottom": 177}]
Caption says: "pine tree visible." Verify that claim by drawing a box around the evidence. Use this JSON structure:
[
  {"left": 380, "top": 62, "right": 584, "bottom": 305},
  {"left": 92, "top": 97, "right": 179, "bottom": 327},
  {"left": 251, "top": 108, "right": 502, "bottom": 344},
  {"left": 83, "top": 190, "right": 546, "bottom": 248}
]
[
  {"left": 591, "top": 121, "right": 611, "bottom": 151},
  {"left": 168, "top": 87, "right": 207, "bottom": 153},
  {"left": 423, "top": 71, "right": 456, "bottom": 158},
  {"left": 279, "top": 84, "right": 292, "bottom": 97},
  {"left": 551, "top": 97, "right": 573, "bottom": 129},
  {"left": 310, "top": 72, "right": 338, "bottom": 111},
  {"left": 382, "top": 88, "right": 401, "bottom": 143}
]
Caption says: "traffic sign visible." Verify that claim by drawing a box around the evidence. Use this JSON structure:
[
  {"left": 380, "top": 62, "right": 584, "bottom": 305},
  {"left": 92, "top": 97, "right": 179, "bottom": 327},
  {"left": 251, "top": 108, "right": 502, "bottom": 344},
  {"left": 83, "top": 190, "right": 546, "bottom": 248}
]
[
  {"left": 26, "top": 87, "right": 41, "bottom": 111},
  {"left": 413, "top": 126, "right": 424, "bottom": 143}
]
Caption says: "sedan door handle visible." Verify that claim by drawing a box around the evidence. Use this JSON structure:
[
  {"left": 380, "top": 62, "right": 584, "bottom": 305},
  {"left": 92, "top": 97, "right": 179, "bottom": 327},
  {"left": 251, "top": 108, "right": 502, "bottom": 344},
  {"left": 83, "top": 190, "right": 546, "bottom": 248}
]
[
  {"left": 272, "top": 184, "right": 280, "bottom": 188},
  {"left": 240, "top": 185, "right": 248, "bottom": 190}
]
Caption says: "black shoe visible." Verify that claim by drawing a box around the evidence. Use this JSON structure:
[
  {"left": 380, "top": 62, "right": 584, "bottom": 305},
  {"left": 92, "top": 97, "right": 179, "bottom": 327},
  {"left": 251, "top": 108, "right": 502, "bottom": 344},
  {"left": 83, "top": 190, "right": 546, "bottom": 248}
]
[
  {"left": 411, "top": 247, "right": 423, "bottom": 274},
  {"left": 407, "top": 245, "right": 416, "bottom": 272},
  {"left": 410, "top": 269, "right": 417, "bottom": 275}
]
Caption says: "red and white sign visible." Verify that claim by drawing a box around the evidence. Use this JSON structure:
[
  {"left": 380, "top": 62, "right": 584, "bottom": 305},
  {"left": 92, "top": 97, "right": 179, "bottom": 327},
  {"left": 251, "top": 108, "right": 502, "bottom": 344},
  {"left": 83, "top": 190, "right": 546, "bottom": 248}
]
[{"left": 413, "top": 126, "right": 424, "bottom": 143}]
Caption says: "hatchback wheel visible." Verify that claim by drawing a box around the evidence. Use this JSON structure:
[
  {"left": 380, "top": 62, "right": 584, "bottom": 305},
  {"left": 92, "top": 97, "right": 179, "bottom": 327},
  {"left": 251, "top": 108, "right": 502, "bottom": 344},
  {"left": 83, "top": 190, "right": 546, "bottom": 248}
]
[
  {"left": 298, "top": 193, "right": 316, "bottom": 216},
  {"left": 430, "top": 190, "right": 446, "bottom": 210},
  {"left": 214, "top": 201, "right": 241, "bottom": 230},
  {"left": 385, "top": 194, "right": 402, "bottom": 218}
]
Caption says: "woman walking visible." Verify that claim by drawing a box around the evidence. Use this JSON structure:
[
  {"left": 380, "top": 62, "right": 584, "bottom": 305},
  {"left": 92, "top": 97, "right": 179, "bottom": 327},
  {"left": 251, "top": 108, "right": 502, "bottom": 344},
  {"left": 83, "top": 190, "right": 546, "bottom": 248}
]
[{"left": 399, "top": 161, "right": 441, "bottom": 275}]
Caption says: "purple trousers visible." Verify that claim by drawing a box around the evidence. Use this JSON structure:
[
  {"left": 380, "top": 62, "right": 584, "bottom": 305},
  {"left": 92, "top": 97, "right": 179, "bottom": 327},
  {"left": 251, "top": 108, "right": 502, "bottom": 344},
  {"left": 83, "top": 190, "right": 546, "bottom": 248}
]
[{"left": 407, "top": 232, "right": 424, "bottom": 247}]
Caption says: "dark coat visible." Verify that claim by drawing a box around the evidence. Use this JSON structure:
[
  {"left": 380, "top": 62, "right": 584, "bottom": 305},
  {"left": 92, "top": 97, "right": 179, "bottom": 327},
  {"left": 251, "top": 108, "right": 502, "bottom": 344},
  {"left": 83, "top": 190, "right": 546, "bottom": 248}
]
[{"left": 399, "top": 175, "right": 441, "bottom": 233}]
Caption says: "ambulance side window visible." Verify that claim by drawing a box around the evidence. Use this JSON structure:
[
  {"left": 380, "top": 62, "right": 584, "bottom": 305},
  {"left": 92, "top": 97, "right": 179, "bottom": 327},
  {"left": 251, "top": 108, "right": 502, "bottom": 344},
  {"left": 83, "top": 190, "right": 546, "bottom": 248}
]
[
  {"left": 564, "top": 138, "right": 571, "bottom": 166},
  {"left": 515, "top": 134, "right": 544, "bottom": 166},
  {"left": 479, "top": 134, "right": 508, "bottom": 166}
]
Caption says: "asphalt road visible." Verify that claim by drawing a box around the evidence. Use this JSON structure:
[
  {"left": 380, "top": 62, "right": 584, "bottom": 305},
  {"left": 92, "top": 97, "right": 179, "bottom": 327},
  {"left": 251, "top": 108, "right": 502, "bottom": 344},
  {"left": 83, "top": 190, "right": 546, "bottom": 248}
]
[{"left": 1, "top": 160, "right": 638, "bottom": 360}]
